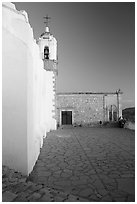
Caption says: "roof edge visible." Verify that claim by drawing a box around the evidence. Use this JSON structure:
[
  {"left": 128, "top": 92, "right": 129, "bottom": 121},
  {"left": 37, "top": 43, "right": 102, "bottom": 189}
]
[{"left": 57, "top": 92, "right": 123, "bottom": 95}]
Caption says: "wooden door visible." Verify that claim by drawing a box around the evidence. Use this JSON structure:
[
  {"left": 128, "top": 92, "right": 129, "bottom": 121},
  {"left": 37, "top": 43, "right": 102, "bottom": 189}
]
[{"left": 61, "top": 111, "right": 72, "bottom": 125}]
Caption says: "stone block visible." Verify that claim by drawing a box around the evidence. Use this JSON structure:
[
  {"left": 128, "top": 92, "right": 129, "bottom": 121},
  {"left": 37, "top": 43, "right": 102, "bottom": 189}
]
[
  {"left": 28, "top": 192, "right": 41, "bottom": 201},
  {"left": 101, "top": 194, "right": 113, "bottom": 202},
  {"left": 117, "top": 178, "right": 135, "bottom": 194},
  {"left": 79, "top": 188, "right": 94, "bottom": 197},
  {"left": 64, "top": 195, "right": 80, "bottom": 202},
  {"left": 2, "top": 191, "right": 17, "bottom": 202},
  {"left": 54, "top": 196, "right": 65, "bottom": 202},
  {"left": 40, "top": 194, "right": 54, "bottom": 202}
]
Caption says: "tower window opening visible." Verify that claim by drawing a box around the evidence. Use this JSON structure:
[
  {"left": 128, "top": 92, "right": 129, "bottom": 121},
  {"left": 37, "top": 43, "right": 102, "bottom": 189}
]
[{"left": 44, "top": 46, "right": 49, "bottom": 59}]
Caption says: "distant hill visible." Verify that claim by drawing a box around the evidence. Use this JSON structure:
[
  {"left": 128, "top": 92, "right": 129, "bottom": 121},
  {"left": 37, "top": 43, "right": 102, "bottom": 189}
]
[{"left": 122, "top": 107, "right": 135, "bottom": 122}]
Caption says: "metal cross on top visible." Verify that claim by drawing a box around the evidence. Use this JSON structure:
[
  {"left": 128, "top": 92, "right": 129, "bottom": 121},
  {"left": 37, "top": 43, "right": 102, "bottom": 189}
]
[{"left": 43, "top": 15, "right": 51, "bottom": 27}]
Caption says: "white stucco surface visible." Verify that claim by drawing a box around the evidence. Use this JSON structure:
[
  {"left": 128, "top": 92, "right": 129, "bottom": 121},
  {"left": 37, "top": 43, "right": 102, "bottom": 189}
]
[
  {"left": 38, "top": 35, "right": 57, "bottom": 60},
  {"left": 2, "top": 2, "right": 48, "bottom": 175},
  {"left": 38, "top": 26, "right": 57, "bottom": 132},
  {"left": 44, "top": 71, "right": 56, "bottom": 132}
]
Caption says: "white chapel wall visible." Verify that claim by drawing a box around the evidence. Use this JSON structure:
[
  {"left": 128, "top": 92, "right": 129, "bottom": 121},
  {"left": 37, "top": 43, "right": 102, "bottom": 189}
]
[
  {"left": 38, "top": 37, "right": 57, "bottom": 60},
  {"left": 45, "top": 71, "right": 57, "bottom": 131},
  {"left": 38, "top": 32, "right": 57, "bottom": 132},
  {"left": 2, "top": 2, "right": 47, "bottom": 175}
]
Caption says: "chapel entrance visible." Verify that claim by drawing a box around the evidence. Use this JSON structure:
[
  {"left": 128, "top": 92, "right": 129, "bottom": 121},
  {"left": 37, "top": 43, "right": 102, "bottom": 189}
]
[{"left": 61, "top": 111, "right": 72, "bottom": 125}]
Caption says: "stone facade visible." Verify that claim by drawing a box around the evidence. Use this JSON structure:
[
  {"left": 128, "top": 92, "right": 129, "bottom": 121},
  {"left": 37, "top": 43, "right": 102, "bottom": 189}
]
[{"left": 57, "top": 92, "right": 122, "bottom": 126}]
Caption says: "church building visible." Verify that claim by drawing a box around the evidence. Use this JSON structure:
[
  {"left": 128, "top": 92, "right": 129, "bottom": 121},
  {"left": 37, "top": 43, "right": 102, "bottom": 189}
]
[
  {"left": 36, "top": 15, "right": 123, "bottom": 127},
  {"left": 37, "top": 16, "right": 123, "bottom": 128},
  {"left": 57, "top": 91, "right": 122, "bottom": 127},
  {"left": 2, "top": 2, "right": 122, "bottom": 176}
]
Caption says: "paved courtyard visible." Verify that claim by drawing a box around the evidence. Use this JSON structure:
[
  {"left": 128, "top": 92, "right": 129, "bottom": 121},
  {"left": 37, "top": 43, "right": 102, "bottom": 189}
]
[{"left": 29, "top": 127, "right": 135, "bottom": 202}]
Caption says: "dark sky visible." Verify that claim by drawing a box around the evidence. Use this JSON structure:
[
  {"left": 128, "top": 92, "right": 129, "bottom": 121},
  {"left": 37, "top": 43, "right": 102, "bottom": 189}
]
[{"left": 13, "top": 2, "right": 135, "bottom": 109}]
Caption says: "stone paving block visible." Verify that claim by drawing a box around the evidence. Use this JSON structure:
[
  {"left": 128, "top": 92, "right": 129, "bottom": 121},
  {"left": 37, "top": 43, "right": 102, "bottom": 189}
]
[
  {"left": 61, "top": 173, "right": 71, "bottom": 178},
  {"left": 89, "top": 194, "right": 101, "bottom": 201},
  {"left": 8, "top": 177, "right": 18, "bottom": 183},
  {"left": 14, "top": 192, "right": 30, "bottom": 201},
  {"left": 114, "top": 197, "right": 126, "bottom": 202},
  {"left": 121, "top": 173, "right": 134, "bottom": 178},
  {"left": 53, "top": 174, "right": 62, "bottom": 178},
  {"left": 53, "top": 196, "right": 66, "bottom": 202},
  {"left": 54, "top": 180, "right": 71, "bottom": 186},
  {"left": 110, "top": 189, "right": 128, "bottom": 198},
  {"left": 39, "top": 187, "right": 51, "bottom": 195},
  {"left": 88, "top": 174, "right": 98, "bottom": 180},
  {"left": 2, "top": 177, "right": 9, "bottom": 184},
  {"left": 78, "top": 197, "right": 90, "bottom": 202},
  {"left": 15, "top": 191, "right": 30, "bottom": 199},
  {"left": 28, "top": 184, "right": 43, "bottom": 192},
  {"left": 63, "top": 186, "right": 77, "bottom": 194},
  {"left": 70, "top": 176, "right": 79, "bottom": 181},
  {"left": 38, "top": 171, "right": 51, "bottom": 177},
  {"left": 109, "top": 173, "right": 121, "bottom": 179},
  {"left": 92, "top": 178, "right": 104, "bottom": 187},
  {"left": 106, "top": 183, "right": 117, "bottom": 191},
  {"left": 64, "top": 195, "right": 80, "bottom": 202},
  {"left": 72, "top": 179, "right": 87, "bottom": 185},
  {"left": 18, "top": 177, "right": 27, "bottom": 182},
  {"left": 127, "top": 194, "right": 135, "bottom": 202},
  {"left": 28, "top": 192, "right": 42, "bottom": 201},
  {"left": 99, "top": 174, "right": 116, "bottom": 184},
  {"left": 79, "top": 175, "right": 89, "bottom": 181},
  {"left": 86, "top": 169, "right": 96, "bottom": 175},
  {"left": 51, "top": 166, "right": 61, "bottom": 171},
  {"left": 63, "top": 169, "right": 72, "bottom": 174},
  {"left": 96, "top": 193, "right": 102, "bottom": 199},
  {"left": 117, "top": 178, "right": 135, "bottom": 194},
  {"left": 100, "top": 194, "right": 113, "bottom": 202},
  {"left": 79, "top": 188, "right": 94, "bottom": 197},
  {"left": 15, "top": 196, "right": 28, "bottom": 202},
  {"left": 36, "top": 161, "right": 45, "bottom": 167},
  {"left": 11, "top": 183, "right": 30, "bottom": 193},
  {"left": 2, "top": 184, "right": 7, "bottom": 189},
  {"left": 96, "top": 188, "right": 108, "bottom": 197},
  {"left": 40, "top": 194, "right": 54, "bottom": 202},
  {"left": 2, "top": 191, "right": 17, "bottom": 202}
]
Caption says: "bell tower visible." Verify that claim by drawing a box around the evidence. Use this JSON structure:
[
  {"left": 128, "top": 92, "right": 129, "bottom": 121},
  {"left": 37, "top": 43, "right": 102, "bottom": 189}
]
[
  {"left": 37, "top": 15, "right": 58, "bottom": 131},
  {"left": 38, "top": 15, "right": 58, "bottom": 72}
]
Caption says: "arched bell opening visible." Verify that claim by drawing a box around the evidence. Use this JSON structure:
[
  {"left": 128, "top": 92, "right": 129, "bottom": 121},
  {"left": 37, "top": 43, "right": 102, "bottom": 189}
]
[{"left": 44, "top": 46, "right": 49, "bottom": 59}]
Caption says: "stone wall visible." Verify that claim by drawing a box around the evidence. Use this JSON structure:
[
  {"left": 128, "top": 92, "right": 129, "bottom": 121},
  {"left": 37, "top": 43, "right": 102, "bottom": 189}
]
[
  {"left": 57, "top": 93, "right": 104, "bottom": 126},
  {"left": 57, "top": 93, "right": 122, "bottom": 126}
]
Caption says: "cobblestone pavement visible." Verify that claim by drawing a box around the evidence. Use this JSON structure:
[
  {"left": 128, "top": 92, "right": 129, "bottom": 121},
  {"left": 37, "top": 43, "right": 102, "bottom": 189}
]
[
  {"left": 29, "top": 127, "right": 135, "bottom": 202},
  {"left": 2, "top": 165, "right": 87, "bottom": 202},
  {"left": 2, "top": 127, "right": 135, "bottom": 202}
]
